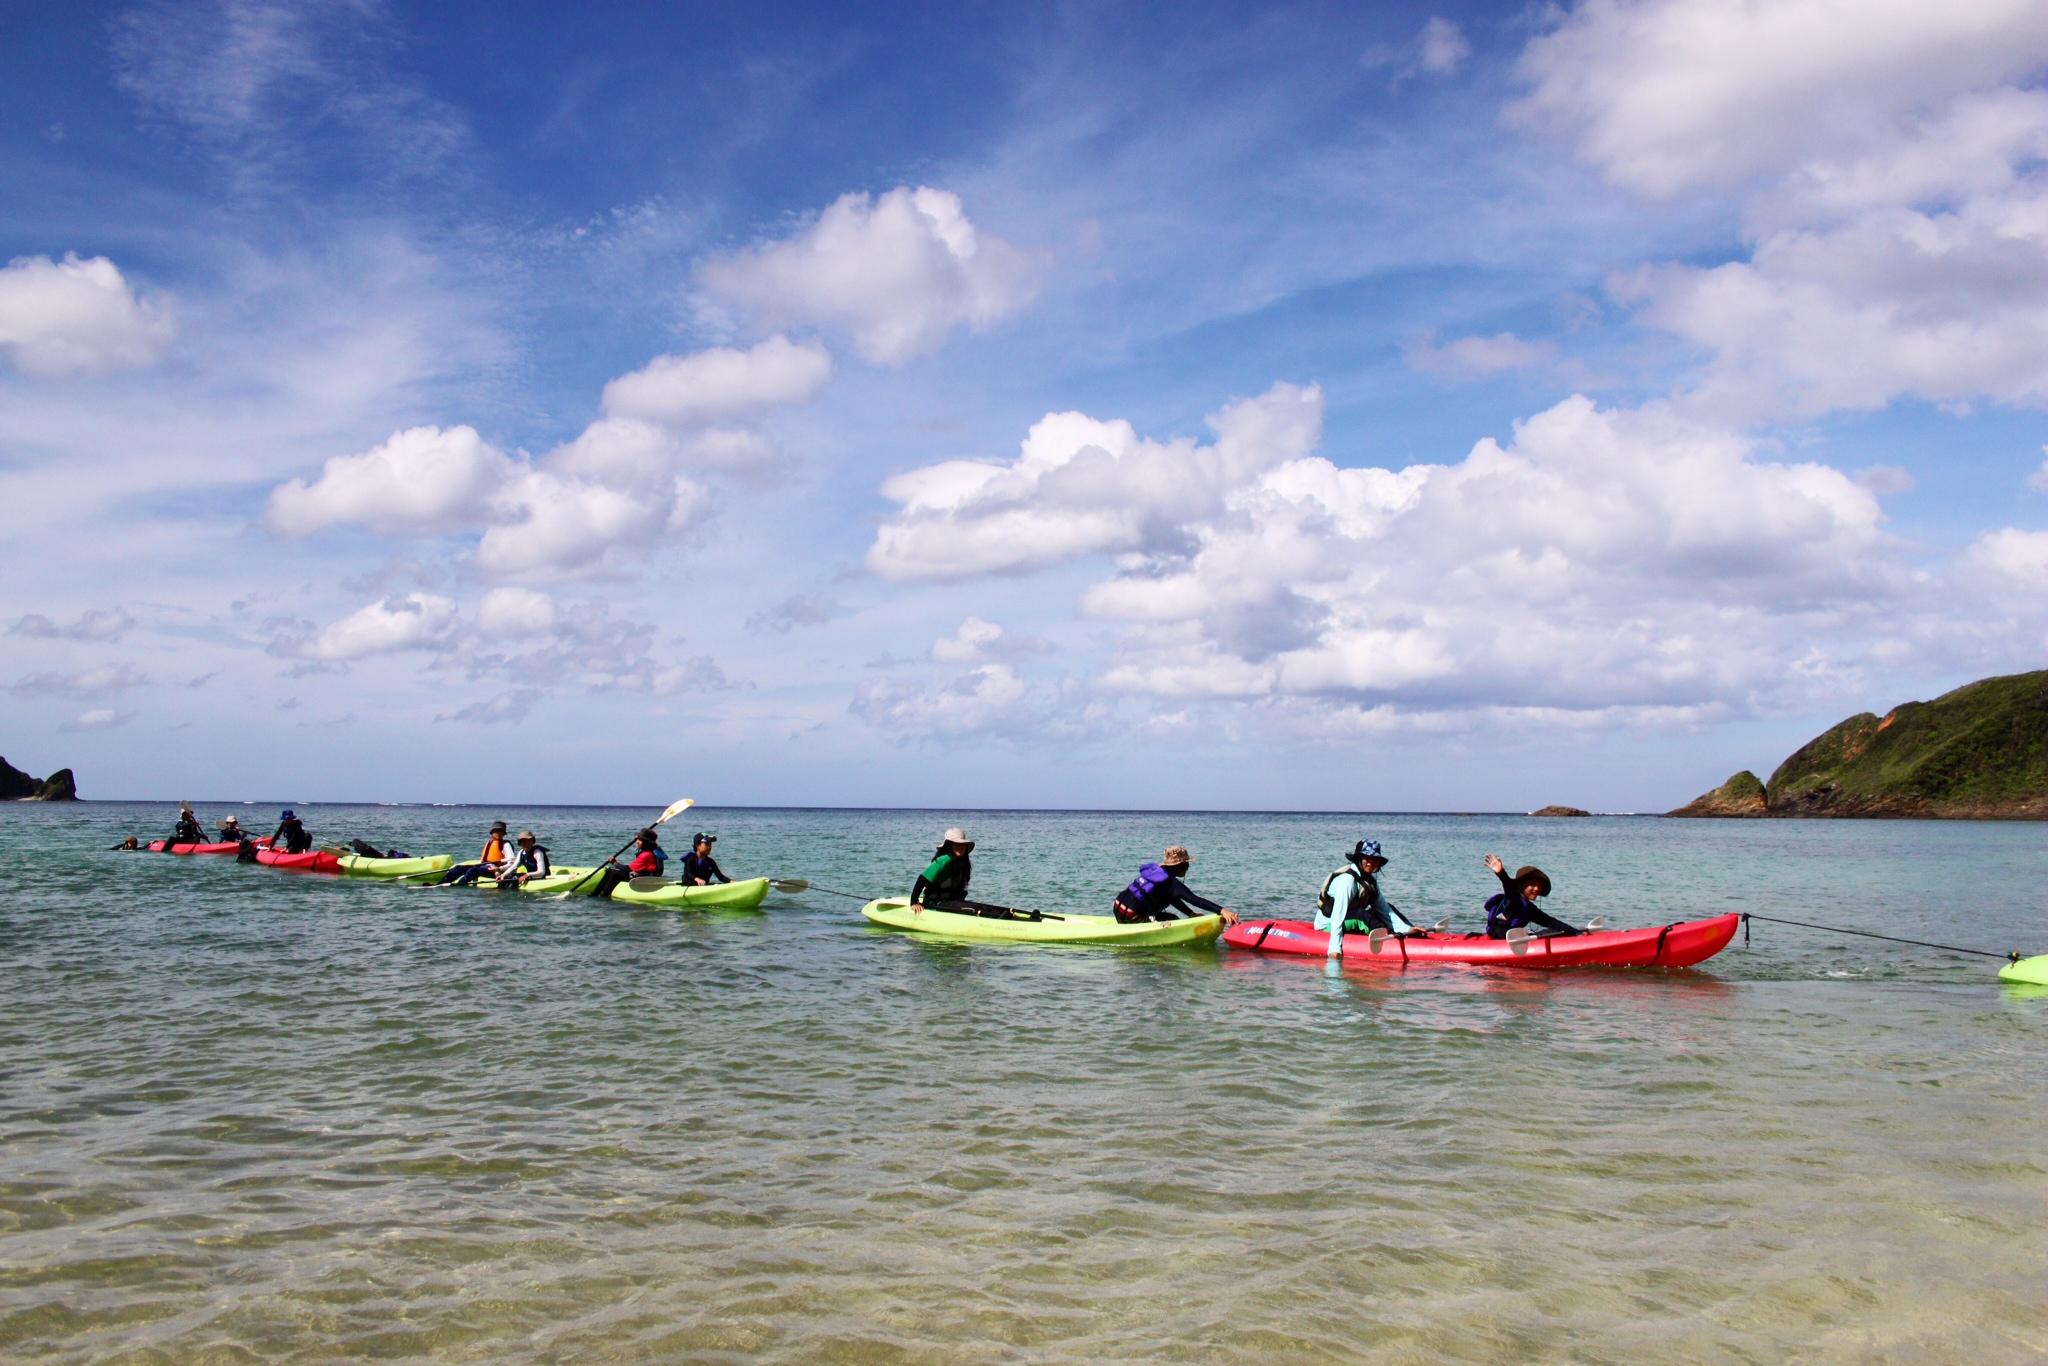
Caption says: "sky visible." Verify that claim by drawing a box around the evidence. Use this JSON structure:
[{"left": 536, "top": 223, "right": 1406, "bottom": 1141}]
[{"left": 3, "top": 0, "right": 2046, "bottom": 811}]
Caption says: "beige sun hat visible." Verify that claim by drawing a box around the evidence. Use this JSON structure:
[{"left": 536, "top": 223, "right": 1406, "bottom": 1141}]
[
  {"left": 942, "top": 827, "right": 974, "bottom": 848},
  {"left": 1161, "top": 845, "right": 1191, "bottom": 867}
]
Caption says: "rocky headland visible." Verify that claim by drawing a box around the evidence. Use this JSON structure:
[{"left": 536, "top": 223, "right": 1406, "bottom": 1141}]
[
  {"left": 1670, "top": 670, "right": 2047, "bottom": 820},
  {"left": 1, "top": 755, "right": 78, "bottom": 801}
]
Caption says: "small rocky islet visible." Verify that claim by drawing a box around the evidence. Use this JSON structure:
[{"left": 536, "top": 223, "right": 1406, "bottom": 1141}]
[
  {"left": 1, "top": 755, "right": 76, "bottom": 802},
  {"left": 1670, "top": 669, "right": 2048, "bottom": 820}
]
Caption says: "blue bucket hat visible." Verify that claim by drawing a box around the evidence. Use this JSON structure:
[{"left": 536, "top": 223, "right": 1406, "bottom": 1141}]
[
  {"left": 1350, "top": 839, "right": 1385, "bottom": 865},
  {"left": 281, "top": 809, "right": 296, "bottom": 820}
]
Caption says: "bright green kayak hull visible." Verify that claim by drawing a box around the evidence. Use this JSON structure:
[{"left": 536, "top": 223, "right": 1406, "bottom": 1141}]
[
  {"left": 1999, "top": 954, "right": 2048, "bottom": 986},
  {"left": 338, "top": 852, "right": 455, "bottom": 878},
  {"left": 860, "top": 897, "right": 1224, "bottom": 946},
  {"left": 520, "top": 868, "right": 772, "bottom": 910}
]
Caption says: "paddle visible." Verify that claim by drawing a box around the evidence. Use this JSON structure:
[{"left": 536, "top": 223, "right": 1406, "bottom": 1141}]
[
  {"left": 1504, "top": 916, "right": 1606, "bottom": 952},
  {"left": 557, "top": 797, "right": 694, "bottom": 898}
]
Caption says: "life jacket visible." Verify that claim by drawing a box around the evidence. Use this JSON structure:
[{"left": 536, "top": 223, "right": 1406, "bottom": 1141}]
[
  {"left": 173, "top": 816, "right": 202, "bottom": 843},
  {"left": 926, "top": 849, "right": 971, "bottom": 899},
  {"left": 480, "top": 834, "right": 506, "bottom": 863},
  {"left": 280, "top": 819, "right": 311, "bottom": 853},
  {"left": 515, "top": 844, "right": 550, "bottom": 875},
  {"left": 1317, "top": 865, "right": 1369, "bottom": 918},
  {"left": 1120, "top": 863, "right": 1176, "bottom": 916},
  {"left": 630, "top": 847, "right": 666, "bottom": 876}
]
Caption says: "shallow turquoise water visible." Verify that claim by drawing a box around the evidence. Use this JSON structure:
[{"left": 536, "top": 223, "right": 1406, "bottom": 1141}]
[{"left": 2, "top": 802, "right": 2044, "bottom": 1360}]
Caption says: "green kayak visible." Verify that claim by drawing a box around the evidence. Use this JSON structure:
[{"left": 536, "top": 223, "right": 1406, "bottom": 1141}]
[
  {"left": 519, "top": 867, "right": 772, "bottom": 910},
  {"left": 337, "top": 852, "right": 455, "bottom": 879},
  {"left": 860, "top": 897, "right": 1224, "bottom": 946}
]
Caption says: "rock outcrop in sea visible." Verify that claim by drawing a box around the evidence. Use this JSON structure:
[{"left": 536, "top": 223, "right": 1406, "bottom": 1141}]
[
  {"left": 1666, "top": 771, "right": 1768, "bottom": 817},
  {"left": 1, "top": 756, "right": 79, "bottom": 801},
  {"left": 1669, "top": 670, "right": 2048, "bottom": 819},
  {"left": 1528, "top": 805, "right": 1591, "bottom": 817}
]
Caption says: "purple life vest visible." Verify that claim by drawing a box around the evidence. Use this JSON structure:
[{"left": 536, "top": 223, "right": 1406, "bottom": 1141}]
[{"left": 1120, "top": 862, "right": 1175, "bottom": 915}]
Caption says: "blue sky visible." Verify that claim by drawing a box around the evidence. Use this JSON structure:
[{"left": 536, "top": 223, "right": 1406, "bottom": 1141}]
[{"left": 4, "top": 0, "right": 2045, "bottom": 809}]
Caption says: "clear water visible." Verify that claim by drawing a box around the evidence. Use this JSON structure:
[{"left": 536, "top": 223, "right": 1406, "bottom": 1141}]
[{"left": 2, "top": 802, "right": 2044, "bottom": 1360}]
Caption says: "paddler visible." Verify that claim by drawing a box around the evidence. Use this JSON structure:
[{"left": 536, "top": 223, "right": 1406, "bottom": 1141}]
[
  {"left": 216, "top": 815, "right": 245, "bottom": 844},
  {"left": 436, "top": 819, "right": 510, "bottom": 886},
  {"left": 268, "top": 808, "right": 313, "bottom": 854},
  {"left": 910, "top": 828, "right": 975, "bottom": 907},
  {"left": 1481, "top": 852, "right": 1580, "bottom": 938},
  {"left": 1314, "top": 839, "right": 1424, "bottom": 937},
  {"left": 1112, "top": 845, "right": 1239, "bottom": 926},
  {"left": 169, "top": 802, "right": 204, "bottom": 847},
  {"left": 495, "top": 829, "right": 551, "bottom": 887},
  {"left": 679, "top": 832, "right": 730, "bottom": 886},
  {"left": 588, "top": 827, "right": 665, "bottom": 898}
]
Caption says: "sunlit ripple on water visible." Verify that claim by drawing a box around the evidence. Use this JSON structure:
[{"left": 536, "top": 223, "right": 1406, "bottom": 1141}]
[{"left": 1, "top": 803, "right": 2044, "bottom": 1360}]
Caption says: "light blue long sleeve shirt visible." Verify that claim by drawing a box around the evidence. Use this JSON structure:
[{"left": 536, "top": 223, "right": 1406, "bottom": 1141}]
[{"left": 1313, "top": 867, "right": 1417, "bottom": 934}]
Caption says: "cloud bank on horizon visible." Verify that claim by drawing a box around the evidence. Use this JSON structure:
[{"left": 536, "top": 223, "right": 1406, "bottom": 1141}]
[{"left": 2, "top": 0, "right": 2045, "bottom": 808}]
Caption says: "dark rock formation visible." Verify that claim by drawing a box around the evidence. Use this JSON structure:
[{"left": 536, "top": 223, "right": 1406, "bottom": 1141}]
[
  {"left": 1667, "top": 771, "right": 1768, "bottom": 817},
  {"left": 1671, "top": 670, "right": 2048, "bottom": 820},
  {"left": 2, "top": 755, "right": 79, "bottom": 801},
  {"left": 33, "top": 768, "right": 77, "bottom": 801},
  {"left": 1529, "top": 805, "right": 1591, "bottom": 817}
]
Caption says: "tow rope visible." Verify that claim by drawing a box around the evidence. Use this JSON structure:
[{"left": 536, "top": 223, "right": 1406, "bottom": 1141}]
[{"left": 1741, "top": 912, "right": 2022, "bottom": 964}]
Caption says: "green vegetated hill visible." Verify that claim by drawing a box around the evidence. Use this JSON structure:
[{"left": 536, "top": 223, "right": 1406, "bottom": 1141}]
[{"left": 1671, "top": 670, "right": 2048, "bottom": 819}]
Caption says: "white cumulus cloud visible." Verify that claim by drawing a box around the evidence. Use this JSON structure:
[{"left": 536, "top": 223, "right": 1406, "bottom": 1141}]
[
  {"left": 697, "top": 186, "right": 1039, "bottom": 364},
  {"left": 0, "top": 253, "right": 171, "bottom": 377},
  {"left": 1418, "top": 17, "right": 1471, "bottom": 74},
  {"left": 1962, "top": 528, "right": 2048, "bottom": 592},
  {"left": 477, "top": 587, "right": 558, "bottom": 636},
  {"left": 1511, "top": 0, "right": 2048, "bottom": 198},
  {"left": 600, "top": 335, "right": 831, "bottom": 424},
  {"left": 296, "top": 592, "right": 459, "bottom": 661},
  {"left": 868, "top": 382, "right": 1323, "bottom": 580},
  {"left": 267, "top": 425, "right": 514, "bottom": 535}
]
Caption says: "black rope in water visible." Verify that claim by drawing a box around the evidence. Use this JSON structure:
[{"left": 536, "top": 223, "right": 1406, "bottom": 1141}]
[
  {"left": 1741, "top": 912, "right": 2021, "bottom": 963},
  {"left": 801, "top": 884, "right": 875, "bottom": 902}
]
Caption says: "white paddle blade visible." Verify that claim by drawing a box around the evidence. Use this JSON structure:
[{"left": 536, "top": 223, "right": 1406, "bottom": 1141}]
[
  {"left": 1504, "top": 927, "right": 1531, "bottom": 943},
  {"left": 628, "top": 876, "right": 669, "bottom": 891},
  {"left": 1583, "top": 916, "right": 1607, "bottom": 931},
  {"left": 1431, "top": 917, "right": 1451, "bottom": 932},
  {"left": 1367, "top": 928, "right": 1392, "bottom": 953},
  {"left": 770, "top": 878, "right": 810, "bottom": 893},
  {"left": 654, "top": 797, "right": 696, "bottom": 826}
]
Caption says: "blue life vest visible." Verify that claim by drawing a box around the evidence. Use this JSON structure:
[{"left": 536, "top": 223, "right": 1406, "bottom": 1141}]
[
  {"left": 1485, "top": 892, "right": 1529, "bottom": 935},
  {"left": 1120, "top": 863, "right": 1176, "bottom": 915}
]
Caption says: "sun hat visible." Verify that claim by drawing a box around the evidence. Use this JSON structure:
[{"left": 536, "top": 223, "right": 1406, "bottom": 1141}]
[
  {"left": 1350, "top": 839, "right": 1387, "bottom": 865},
  {"left": 1514, "top": 865, "right": 1552, "bottom": 897},
  {"left": 489, "top": 820, "right": 508, "bottom": 833},
  {"left": 517, "top": 830, "right": 535, "bottom": 842},
  {"left": 280, "top": 809, "right": 295, "bottom": 820},
  {"left": 942, "top": 827, "right": 974, "bottom": 849},
  {"left": 1161, "top": 845, "right": 1191, "bottom": 867}
]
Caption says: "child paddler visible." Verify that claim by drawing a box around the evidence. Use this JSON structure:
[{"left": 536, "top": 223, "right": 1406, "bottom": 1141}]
[
  {"left": 1113, "top": 846, "right": 1239, "bottom": 925},
  {"left": 588, "top": 828, "right": 665, "bottom": 899},
  {"left": 436, "top": 819, "right": 509, "bottom": 887},
  {"left": 1482, "top": 852, "right": 1580, "bottom": 939},
  {"left": 1314, "top": 839, "right": 1423, "bottom": 936},
  {"left": 908, "top": 828, "right": 1013, "bottom": 918}
]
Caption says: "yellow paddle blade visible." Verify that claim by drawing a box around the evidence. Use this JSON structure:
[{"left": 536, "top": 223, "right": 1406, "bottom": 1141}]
[{"left": 653, "top": 797, "right": 695, "bottom": 826}]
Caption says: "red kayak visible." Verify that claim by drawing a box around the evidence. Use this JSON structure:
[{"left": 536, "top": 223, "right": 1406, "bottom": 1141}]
[
  {"left": 253, "top": 848, "right": 341, "bottom": 874},
  {"left": 1221, "top": 913, "right": 1740, "bottom": 969},
  {"left": 147, "top": 837, "right": 270, "bottom": 855}
]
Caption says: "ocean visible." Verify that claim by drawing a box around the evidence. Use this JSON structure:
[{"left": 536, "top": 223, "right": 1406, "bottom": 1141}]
[{"left": 2, "top": 801, "right": 2044, "bottom": 1360}]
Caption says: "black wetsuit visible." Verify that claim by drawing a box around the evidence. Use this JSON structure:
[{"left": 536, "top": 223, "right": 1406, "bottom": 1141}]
[{"left": 1484, "top": 868, "right": 1579, "bottom": 938}]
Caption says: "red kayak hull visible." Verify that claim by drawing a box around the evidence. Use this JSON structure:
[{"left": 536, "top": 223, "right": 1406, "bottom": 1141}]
[
  {"left": 149, "top": 840, "right": 244, "bottom": 855},
  {"left": 253, "top": 848, "right": 341, "bottom": 874},
  {"left": 1221, "top": 913, "right": 1740, "bottom": 969}
]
